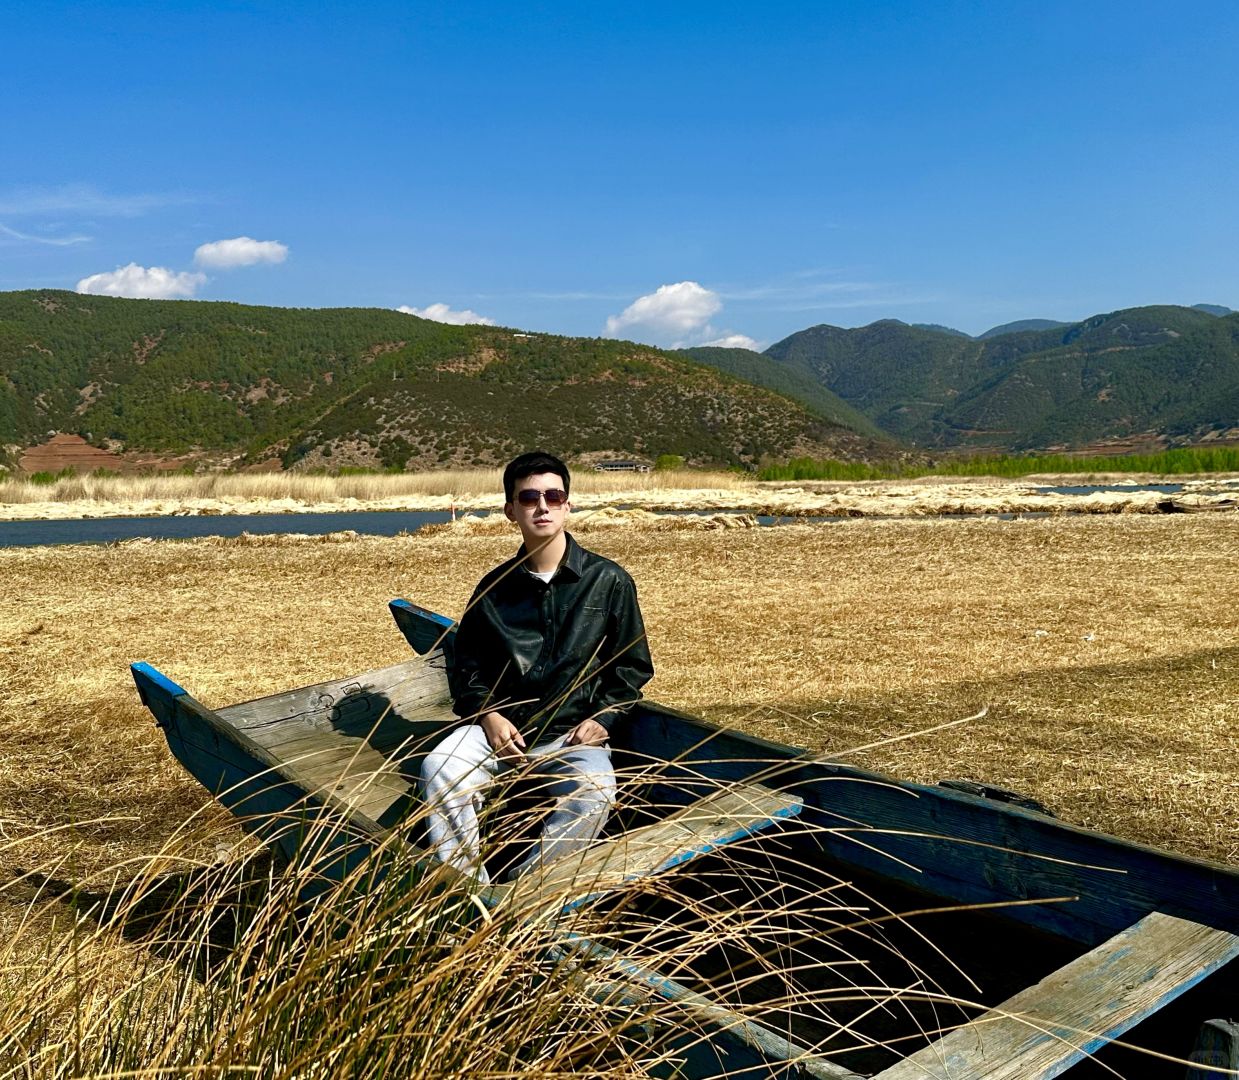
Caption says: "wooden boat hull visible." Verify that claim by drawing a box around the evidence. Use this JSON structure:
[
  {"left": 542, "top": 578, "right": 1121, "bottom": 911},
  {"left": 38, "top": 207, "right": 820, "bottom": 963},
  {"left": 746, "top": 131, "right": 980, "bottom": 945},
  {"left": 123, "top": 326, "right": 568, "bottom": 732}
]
[{"left": 127, "top": 600, "right": 1239, "bottom": 1078}]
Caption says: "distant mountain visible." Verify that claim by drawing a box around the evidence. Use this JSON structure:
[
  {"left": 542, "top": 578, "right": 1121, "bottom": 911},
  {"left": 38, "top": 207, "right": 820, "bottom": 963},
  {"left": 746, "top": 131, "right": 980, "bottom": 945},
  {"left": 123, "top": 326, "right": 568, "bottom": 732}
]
[
  {"left": 765, "top": 319, "right": 1003, "bottom": 441},
  {"left": 1192, "top": 304, "right": 1235, "bottom": 317},
  {"left": 979, "top": 318, "right": 1070, "bottom": 339},
  {"left": 0, "top": 290, "right": 886, "bottom": 471},
  {"left": 765, "top": 306, "right": 1239, "bottom": 450},
  {"left": 676, "top": 346, "right": 887, "bottom": 440},
  {"left": 912, "top": 323, "right": 971, "bottom": 338}
]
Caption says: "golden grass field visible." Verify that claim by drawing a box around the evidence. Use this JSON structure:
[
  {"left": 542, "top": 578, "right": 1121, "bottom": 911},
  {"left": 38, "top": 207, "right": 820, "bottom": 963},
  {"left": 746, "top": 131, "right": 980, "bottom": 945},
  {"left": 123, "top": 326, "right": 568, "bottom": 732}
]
[
  {"left": 2, "top": 511, "right": 1238, "bottom": 1075},
  {"left": 3, "top": 513, "right": 1236, "bottom": 873}
]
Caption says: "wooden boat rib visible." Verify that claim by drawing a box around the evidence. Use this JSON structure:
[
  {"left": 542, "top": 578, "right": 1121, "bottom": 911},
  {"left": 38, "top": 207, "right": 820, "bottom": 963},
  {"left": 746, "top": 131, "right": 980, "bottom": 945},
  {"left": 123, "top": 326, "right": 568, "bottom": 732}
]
[{"left": 127, "top": 598, "right": 1239, "bottom": 1079}]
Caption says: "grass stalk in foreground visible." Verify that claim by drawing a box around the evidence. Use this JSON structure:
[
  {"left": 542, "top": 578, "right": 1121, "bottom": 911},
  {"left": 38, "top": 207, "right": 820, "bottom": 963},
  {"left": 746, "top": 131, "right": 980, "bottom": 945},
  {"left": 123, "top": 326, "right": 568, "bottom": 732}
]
[{"left": 0, "top": 754, "right": 1210, "bottom": 1079}]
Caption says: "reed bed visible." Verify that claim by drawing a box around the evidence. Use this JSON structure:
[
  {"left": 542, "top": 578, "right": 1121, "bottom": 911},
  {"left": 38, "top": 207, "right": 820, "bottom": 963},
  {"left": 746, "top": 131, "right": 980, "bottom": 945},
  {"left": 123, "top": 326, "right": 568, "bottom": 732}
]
[{"left": 0, "top": 468, "right": 749, "bottom": 507}]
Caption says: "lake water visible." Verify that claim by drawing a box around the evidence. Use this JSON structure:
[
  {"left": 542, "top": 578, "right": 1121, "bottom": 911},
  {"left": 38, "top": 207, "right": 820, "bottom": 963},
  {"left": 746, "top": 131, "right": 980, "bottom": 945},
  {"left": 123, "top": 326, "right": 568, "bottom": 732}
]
[
  {"left": 0, "top": 510, "right": 459, "bottom": 548},
  {"left": 1037, "top": 483, "right": 1183, "bottom": 495},
  {"left": 0, "top": 509, "right": 841, "bottom": 548}
]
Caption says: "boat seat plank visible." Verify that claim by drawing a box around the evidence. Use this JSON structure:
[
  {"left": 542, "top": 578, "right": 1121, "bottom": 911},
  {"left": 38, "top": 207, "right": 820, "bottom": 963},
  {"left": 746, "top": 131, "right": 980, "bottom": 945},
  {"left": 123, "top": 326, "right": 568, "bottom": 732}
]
[
  {"left": 217, "top": 657, "right": 453, "bottom": 737},
  {"left": 872, "top": 911, "right": 1239, "bottom": 1080},
  {"left": 276, "top": 737, "right": 414, "bottom": 822},
  {"left": 502, "top": 782, "right": 802, "bottom": 912}
]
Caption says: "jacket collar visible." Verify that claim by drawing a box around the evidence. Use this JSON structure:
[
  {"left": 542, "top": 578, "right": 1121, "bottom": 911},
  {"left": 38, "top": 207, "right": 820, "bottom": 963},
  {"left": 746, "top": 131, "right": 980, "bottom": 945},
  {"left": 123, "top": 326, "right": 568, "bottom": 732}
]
[{"left": 516, "top": 531, "right": 583, "bottom": 582}]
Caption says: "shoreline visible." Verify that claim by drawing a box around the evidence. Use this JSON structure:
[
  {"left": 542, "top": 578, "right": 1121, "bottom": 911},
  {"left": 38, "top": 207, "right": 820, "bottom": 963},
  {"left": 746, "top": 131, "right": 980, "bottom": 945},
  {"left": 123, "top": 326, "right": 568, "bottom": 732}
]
[{"left": 2, "top": 476, "right": 1237, "bottom": 523}]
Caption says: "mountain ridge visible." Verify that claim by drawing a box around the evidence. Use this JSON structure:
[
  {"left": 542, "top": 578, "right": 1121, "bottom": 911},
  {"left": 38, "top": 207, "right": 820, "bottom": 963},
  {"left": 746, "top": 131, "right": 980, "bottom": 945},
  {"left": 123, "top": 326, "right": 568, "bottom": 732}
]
[
  {"left": 765, "top": 305, "right": 1239, "bottom": 449},
  {"left": 0, "top": 290, "right": 886, "bottom": 471}
]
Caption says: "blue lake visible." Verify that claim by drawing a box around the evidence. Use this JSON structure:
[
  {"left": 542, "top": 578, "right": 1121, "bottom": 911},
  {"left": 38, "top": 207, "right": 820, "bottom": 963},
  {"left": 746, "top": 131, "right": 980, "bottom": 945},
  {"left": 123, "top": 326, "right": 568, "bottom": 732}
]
[
  {"left": 0, "top": 509, "right": 832, "bottom": 548},
  {"left": 0, "top": 510, "right": 459, "bottom": 548},
  {"left": 1036, "top": 483, "right": 1183, "bottom": 495}
]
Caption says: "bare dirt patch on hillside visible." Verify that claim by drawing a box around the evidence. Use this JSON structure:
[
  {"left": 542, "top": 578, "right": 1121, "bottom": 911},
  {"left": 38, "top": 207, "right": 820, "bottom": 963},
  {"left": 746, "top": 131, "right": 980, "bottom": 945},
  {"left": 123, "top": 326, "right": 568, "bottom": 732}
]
[
  {"left": 15, "top": 434, "right": 204, "bottom": 476},
  {"left": 17, "top": 434, "right": 135, "bottom": 474}
]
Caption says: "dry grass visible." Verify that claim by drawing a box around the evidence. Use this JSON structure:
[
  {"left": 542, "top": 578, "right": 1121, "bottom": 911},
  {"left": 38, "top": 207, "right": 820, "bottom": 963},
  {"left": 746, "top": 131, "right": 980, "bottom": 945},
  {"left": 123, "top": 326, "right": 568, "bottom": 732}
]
[
  {"left": 0, "top": 467, "right": 749, "bottom": 506},
  {"left": 2, "top": 514, "right": 1237, "bottom": 1074},
  {"left": 2, "top": 515, "right": 1234, "bottom": 873}
]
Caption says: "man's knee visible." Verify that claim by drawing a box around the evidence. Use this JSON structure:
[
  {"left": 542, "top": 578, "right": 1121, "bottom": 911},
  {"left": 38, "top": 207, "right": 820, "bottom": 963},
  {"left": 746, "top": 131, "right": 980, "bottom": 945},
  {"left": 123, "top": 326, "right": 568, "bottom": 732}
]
[
  {"left": 420, "top": 750, "right": 451, "bottom": 787},
  {"left": 421, "top": 726, "right": 489, "bottom": 785}
]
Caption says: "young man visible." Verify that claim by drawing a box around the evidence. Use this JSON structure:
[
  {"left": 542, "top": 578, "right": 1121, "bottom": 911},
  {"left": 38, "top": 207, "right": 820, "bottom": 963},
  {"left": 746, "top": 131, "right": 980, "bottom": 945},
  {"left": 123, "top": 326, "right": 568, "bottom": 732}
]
[{"left": 420, "top": 451, "right": 654, "bottom": 883}]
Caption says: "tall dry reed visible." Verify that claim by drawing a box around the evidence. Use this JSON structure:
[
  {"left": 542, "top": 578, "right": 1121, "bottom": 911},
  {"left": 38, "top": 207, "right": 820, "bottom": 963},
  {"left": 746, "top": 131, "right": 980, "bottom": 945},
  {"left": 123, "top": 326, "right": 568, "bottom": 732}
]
[
  {"left": 0, "top": 764, "right": 901, "bottom": 1078},
  {"left": 0, "top": 469, "right": 749, "bottom": 506},
  {"left": 1, "top": 745, "right": 1199, "bottom": 1079}
]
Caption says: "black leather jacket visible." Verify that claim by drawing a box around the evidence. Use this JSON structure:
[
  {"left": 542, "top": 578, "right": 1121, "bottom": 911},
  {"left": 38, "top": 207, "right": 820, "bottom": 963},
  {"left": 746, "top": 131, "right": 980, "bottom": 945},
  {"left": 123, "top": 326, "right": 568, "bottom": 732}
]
[{"left": 448, "top": 533, "right": 654, "bottom": 742}]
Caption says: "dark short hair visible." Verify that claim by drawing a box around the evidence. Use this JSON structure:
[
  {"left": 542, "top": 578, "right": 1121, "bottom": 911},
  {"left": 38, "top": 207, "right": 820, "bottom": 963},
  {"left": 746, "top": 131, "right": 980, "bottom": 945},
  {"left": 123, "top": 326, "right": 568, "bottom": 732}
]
[{"left": 503, "top": 451, "right": 571, "bottom": 502}]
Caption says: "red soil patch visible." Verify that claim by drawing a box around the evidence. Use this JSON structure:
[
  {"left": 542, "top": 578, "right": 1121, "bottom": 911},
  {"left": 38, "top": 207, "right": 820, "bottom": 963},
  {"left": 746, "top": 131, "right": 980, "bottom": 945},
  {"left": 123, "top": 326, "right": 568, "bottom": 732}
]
[
  {"left": 17, "top": 434, "right": 206, "bottom": 475},
  {"left": 18, "top": 435, "right": 135, "bottom": 474}
]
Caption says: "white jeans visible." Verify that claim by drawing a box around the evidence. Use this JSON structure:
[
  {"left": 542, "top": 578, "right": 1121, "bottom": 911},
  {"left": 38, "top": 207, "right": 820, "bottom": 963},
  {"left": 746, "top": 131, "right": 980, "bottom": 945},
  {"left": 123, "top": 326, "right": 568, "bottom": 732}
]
[{"left": 420, "top": 724, "right": 616, "bottom": 884}]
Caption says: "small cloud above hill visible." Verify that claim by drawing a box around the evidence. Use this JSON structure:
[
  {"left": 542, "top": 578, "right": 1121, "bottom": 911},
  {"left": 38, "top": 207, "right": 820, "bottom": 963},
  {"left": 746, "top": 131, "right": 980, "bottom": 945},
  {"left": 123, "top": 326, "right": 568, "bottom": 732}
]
[
  {"left": 74, "top": 234, "right": 287, "bottom": 299},
  {"left": 194, "top": 236, "right": 288, "bottom": 269},
  {"left": 398, "top": 302, "right": 495, "bottom": 326},
  {"left": 604, "top": 281, "right": 758, "bottom": 350},
  {"left": 76, "top": 263, "right": 206, "bottom": 299},
  {"left": 605, "top": 281, "right": 721, "bottom": 345}
]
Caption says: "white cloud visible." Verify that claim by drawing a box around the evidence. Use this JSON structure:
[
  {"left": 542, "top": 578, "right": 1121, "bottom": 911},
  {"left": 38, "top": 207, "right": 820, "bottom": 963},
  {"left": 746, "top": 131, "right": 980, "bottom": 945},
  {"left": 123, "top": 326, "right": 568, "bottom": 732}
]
[
  {"left": 398, "top": 302, "right": 495, "bottom": 326},
  {"left": 76, "top": 263, "right": 206, "bottom": 299},
  {"left": 194, "top": 236, "right": 288, "bottom": 269},
  {"left": 0, "top": 222, "right": 91, "bottom": 246},
  {"left": 699, "top": 333, "right": 762, "bottom": 351},
  {"left": 604, "top": 281, "right": 722, "bottom": 344},
  {"left": 0, "top": 184, "right": 194, "bottom": 218}
]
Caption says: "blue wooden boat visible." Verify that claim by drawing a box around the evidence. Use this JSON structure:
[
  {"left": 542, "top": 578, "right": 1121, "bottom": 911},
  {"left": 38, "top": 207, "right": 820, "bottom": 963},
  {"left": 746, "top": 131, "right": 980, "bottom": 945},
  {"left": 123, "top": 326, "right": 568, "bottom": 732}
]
[{"left": 130, "top": 599, "right": 1239, "bottom": 1079}]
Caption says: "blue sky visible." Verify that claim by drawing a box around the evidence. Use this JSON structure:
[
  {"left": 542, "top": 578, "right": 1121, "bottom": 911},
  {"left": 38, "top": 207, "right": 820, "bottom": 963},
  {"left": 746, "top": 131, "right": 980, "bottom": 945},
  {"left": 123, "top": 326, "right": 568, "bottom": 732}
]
[{"left": 3, "top": 1, "right": 1237, "bottom": 346}]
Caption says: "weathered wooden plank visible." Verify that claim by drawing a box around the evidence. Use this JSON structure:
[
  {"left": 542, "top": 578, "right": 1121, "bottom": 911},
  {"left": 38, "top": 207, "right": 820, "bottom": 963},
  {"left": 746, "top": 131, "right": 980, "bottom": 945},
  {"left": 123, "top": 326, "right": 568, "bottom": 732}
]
[
  {"left": 872, "top": 912, "right": 1239, "bottom": 1080},
  {"left": 218, "top": 699, "right": 420, "bottom": 822},
  {"left": 505, "top": 782, "right": 802, "bottom": 911},
  {"left": 290, "top": 743, "right": 413, "bottom": 823},
  {"left": 208, "top": 654, "right": 457, "bottom": 823},
  {"left": 217, "top": 656, "right": 451, "bottom": 730}
]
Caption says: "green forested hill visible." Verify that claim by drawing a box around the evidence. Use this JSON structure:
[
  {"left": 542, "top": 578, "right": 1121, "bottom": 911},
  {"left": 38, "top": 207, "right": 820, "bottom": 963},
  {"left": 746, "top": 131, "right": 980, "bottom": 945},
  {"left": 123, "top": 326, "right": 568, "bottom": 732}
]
[
  {"left": 0, "top": 290, "right": 883, "bottom": 469},
  {"left": 765, "top": 306, "right": 1239, "bottom": 449},
  {"left": 764, "top": 320, "right": 1003, "bottom": 440},
  {"left": 676, "top": 346, "right": 886, "bottom": 439}
]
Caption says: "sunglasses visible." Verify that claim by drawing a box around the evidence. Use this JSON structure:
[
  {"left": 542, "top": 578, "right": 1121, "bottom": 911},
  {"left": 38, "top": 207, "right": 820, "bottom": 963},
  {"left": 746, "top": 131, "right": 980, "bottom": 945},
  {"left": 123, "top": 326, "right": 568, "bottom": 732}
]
[{"left": 515, "top": 488, "right": 569, "bottom": 507}]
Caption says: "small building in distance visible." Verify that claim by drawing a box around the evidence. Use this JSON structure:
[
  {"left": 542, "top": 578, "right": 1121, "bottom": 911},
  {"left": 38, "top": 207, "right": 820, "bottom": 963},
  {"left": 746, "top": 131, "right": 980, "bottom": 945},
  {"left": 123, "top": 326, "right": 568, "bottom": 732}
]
[{"left": 594, "top": 459, "right": 651, "bottom": 473}]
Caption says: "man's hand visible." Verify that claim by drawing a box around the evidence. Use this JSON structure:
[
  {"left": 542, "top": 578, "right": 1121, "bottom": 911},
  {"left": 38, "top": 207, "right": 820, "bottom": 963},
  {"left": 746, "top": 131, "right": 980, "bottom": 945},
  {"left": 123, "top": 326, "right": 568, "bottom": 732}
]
[
  {"left": 564, "top": 718, "right": 609, "bottom": 747},
  {"left": 480, "top": 712, "right": 527, "bottom": 764}
]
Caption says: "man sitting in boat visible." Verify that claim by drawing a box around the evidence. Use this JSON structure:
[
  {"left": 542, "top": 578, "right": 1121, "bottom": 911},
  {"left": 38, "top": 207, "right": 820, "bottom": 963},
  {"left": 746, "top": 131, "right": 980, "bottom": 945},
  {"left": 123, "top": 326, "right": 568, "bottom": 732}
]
[{"left": 420, "top": 450, "right": 655, "bottom": 883}]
